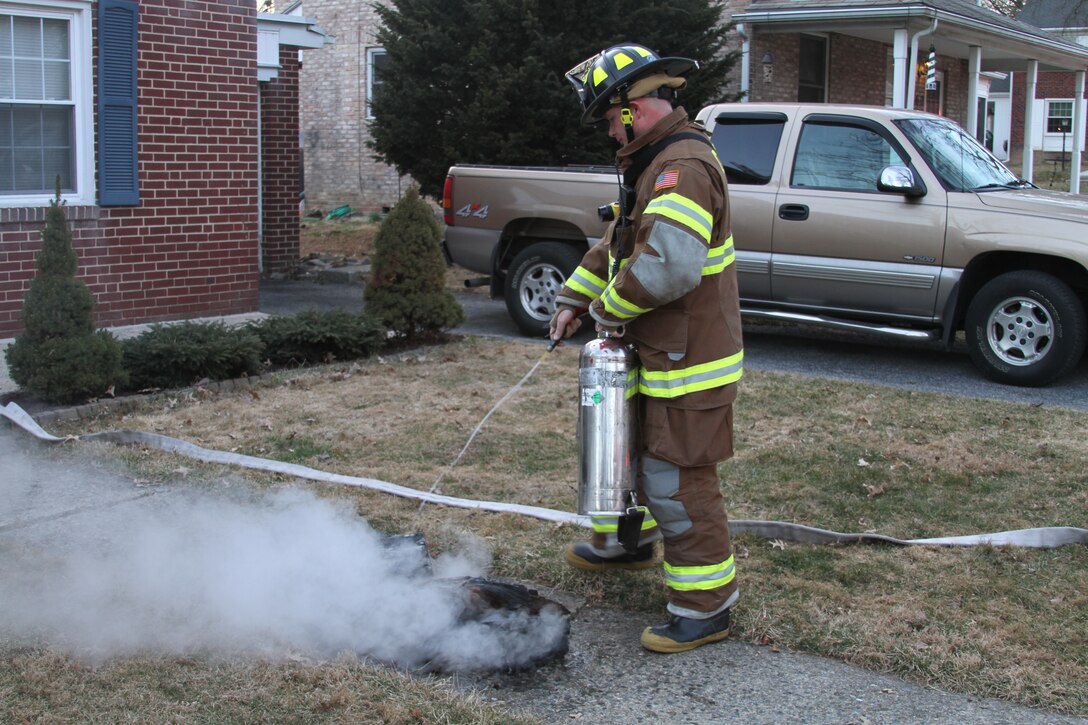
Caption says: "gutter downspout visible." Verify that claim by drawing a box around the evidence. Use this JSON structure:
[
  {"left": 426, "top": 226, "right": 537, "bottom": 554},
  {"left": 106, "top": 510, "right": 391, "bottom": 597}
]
[
  {"left": 907, "top": 18, "right": 939, "bottom": 111},
  {"left": 1071, "top": 70, "right": 1084, "bottom": 194},
  {"left": 737, "top": 23, "right": 751, "bottom": 102}
]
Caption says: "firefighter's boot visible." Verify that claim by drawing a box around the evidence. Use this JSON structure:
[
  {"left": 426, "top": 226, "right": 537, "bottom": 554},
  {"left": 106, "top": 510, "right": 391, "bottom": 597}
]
[
  {"left": 640, "top": 607, "right": 731, "bottom": 653},
  {"left": 564, "top": 541, "right": 656, "bottom": 571}
]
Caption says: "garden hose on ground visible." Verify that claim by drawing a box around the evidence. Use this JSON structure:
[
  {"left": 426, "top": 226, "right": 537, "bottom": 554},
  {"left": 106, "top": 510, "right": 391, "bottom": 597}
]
[{"left": 2, "top": 401, "right": 1086, "bottom": 548}]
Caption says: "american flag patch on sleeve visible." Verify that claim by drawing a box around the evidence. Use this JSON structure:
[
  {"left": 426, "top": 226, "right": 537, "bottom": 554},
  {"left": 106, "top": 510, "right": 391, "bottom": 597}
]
[{"left": 654, "top": 169, "right": 680, "bottom": 191}]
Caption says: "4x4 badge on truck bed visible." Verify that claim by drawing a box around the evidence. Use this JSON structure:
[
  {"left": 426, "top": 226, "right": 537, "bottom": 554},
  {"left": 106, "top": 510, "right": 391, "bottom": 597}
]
[{"left": 456, "top": 203, "right": 489, "bottom": 219}]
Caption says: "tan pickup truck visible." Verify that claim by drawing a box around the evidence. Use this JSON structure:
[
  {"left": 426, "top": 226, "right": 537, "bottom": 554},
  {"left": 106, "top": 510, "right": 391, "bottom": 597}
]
[{"left": 441, "top": 103, "right": 1088, "bottom": 387}]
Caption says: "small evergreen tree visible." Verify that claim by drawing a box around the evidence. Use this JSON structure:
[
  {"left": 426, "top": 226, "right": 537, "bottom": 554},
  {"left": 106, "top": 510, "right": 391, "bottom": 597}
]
[
  {"left": 363, "top": 187, "right": 464, "bottom": 340},
  {"left": 5, "top": 183, "right": 125, "bottom": 403}
]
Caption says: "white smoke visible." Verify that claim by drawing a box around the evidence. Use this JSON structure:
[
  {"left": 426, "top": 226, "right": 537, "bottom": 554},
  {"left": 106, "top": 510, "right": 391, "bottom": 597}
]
[{"left": 0, "top": 435, "right": 567, "bottom": 670}]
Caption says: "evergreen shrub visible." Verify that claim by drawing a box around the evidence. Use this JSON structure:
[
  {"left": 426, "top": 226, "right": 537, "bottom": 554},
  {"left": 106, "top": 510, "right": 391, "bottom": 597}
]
[
  {"left": 4, "top": 185, "right": 125, "bottom": 403},
  {"left": 250, "top": 309, "right": 386, "bottom": 365},
  {"left": 363, "top": 186, "right": 463, "bottom": 340},
  {"left": 122, "top": 321, "right": 263, "bottom": 390}
]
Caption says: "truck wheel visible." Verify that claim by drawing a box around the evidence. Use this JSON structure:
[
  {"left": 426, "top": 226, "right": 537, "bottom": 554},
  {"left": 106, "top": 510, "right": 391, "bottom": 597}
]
[
  {"left": 504, "top": 243, "right": 584, "bottom": 337},
  {"left": 965, "top": 270, "right": 1086, "bottom": 387}
]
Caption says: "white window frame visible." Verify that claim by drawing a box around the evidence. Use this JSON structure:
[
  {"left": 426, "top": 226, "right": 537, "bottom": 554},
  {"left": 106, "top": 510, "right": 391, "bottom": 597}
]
[
  {"left": 0, "top": 0, "right": 93, "bottom": 207},
  {"left": 1045, "top": 98, "right": 1074, "bottom": 136},
  {"left": 366, "top": 46, "right": 385, "bottom": 120}
]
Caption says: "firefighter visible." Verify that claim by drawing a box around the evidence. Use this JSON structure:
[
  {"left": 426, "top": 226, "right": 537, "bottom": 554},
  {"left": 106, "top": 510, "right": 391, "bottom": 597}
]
[{"left": 551, "top": 43, "right": 744, "bottom": 653}]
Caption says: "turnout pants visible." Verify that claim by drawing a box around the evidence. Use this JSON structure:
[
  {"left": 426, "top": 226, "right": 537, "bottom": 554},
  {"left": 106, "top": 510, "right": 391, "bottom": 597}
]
[{"left": 586, "top": 400, "right": 738, "bottom": 618}]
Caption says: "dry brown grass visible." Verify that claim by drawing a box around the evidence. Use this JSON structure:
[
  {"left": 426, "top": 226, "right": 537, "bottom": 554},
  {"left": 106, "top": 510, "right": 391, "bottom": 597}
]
[
  {"left": 299, "top": 218, "right": 379, "bottom": 260},
  {"left": 0, "top": 651, "right": 539, "bottom": 724},
  {"left": 6, "top": 336, "right": 1088, "bottom": 718}
]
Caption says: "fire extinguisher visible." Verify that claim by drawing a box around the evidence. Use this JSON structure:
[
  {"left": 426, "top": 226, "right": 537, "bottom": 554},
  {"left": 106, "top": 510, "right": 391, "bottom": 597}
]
[{"left": 576, "top": 330, "right": 645, "bottom": 552}]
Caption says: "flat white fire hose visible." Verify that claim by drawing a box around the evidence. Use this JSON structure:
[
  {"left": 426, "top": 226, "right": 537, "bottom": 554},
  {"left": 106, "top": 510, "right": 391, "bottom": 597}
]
[{"left": 3, "top": 401, "right": 1086, "bottom": 548}]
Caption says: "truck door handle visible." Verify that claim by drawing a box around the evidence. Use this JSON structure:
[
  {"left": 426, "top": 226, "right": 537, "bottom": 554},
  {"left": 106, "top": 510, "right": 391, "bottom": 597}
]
[{"left": 778, "top": 204, "right": 809, "bottom": 221}]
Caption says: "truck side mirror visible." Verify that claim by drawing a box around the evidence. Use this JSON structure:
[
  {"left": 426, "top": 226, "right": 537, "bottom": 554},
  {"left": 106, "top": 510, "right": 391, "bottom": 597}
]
[{"left": 878, "top": 166, "right": 926, "bottom": 198}]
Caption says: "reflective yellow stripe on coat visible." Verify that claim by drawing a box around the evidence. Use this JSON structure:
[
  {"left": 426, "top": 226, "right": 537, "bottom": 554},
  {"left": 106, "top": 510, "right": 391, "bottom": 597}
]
[
  {"left": 566, "top": 265, "right": 606, "bottom": 300},
  {"left": 644, "top": 192, "right": 713, "bottom": 243},
  {"left": 639, "top": 350, "right": 744, "bottom": 398}
]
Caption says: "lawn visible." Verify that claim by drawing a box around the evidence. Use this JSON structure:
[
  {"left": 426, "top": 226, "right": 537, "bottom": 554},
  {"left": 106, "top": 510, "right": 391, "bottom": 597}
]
[{"left": 2, "top": 336, "right": 1085, "bottom": 722}]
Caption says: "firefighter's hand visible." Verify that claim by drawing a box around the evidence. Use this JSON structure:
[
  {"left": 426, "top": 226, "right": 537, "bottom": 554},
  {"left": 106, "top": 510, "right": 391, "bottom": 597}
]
[{"left": 549, "top": 305, "right": 581, "bottom": 342}]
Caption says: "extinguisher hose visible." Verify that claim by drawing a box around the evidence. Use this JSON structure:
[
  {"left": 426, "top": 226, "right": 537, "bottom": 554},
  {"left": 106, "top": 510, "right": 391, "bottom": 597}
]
[{"left": 3, "top": 401, "right": 1086, "bottom": 549}]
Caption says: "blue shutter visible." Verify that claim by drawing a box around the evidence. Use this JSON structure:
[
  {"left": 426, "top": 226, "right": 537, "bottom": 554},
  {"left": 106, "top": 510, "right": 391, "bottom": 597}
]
[{"left": 97, "top": 0, "right": 138, "bottom": 206}]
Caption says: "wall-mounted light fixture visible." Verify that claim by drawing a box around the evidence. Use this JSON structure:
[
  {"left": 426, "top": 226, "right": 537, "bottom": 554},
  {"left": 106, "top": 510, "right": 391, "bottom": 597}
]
[
  {"left": 761, "top": 50, "right": 775, "bottom": 85},
  {"left": 762, "top": 50, "right": 775, "bottom": 66}
]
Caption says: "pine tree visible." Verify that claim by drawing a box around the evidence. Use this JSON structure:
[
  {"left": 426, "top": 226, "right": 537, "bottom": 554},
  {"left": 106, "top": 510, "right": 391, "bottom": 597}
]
[
  {"left": 363, "top": 187, "right": 464, "bottom": 340},
  {"left": 369, "top": 0, "right": 740, "bottom": 199},
  {"left": 5, "top": 182, "right": 125, "bottom": 403}
]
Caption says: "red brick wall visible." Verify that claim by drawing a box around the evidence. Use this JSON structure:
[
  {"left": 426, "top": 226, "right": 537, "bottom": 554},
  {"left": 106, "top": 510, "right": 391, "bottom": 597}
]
[
  {"left": 828, "top": 35, "right": 888, "bottom": 106},
  {"left": 1010, "top": 70, "right": 1087, "bottom": 152},
  {"left": 749, "top": 32, "right": 889, "bottom": 106},
  {"left": 0, "top": 0, "right": 260, "bottom": 338},
  {"left": 260, "top": 45, "right": 301, "bottom": 275}
]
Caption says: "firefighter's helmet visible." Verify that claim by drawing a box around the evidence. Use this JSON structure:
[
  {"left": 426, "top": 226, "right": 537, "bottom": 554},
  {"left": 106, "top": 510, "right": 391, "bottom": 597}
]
[{"left": 565, "top": 43, "right": 698, "bottom": 125}]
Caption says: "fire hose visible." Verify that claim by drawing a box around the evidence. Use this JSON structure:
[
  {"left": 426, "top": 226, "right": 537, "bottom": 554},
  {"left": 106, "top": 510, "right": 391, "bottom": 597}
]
[{"left": 3, "top": 398, "right": 1085, "bottom": 549}]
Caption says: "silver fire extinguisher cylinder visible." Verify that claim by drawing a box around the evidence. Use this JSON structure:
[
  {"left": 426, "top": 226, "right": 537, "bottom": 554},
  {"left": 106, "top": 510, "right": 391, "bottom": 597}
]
[{"left": 577, "top": 333, "right": 638, "bottom": 516}]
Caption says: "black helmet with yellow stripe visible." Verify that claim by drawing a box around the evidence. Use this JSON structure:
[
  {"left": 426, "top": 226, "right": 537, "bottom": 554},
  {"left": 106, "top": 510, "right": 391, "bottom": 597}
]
[{"left": 565, "top": 43, "right": 698, "bottom": 127}]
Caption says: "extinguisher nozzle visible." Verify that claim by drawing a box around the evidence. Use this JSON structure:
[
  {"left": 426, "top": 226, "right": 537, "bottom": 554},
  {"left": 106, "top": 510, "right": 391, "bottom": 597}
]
[{"left": 546, "top": 337, "right": 561, "bottom": 353}]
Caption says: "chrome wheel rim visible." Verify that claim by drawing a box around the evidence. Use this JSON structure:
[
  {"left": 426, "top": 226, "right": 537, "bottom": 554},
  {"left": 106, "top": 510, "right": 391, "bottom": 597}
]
[{"left": 986, "top": 296, "right": 1053, "bottom": 367}]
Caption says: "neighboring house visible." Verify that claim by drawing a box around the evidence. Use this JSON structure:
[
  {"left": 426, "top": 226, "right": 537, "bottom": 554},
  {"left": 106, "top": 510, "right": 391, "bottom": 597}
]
[
  {"left": 0, "top": 0, "right": 329, "bottom": 339},
  {"left": 297, "top": 0, "right": 1088, "bottom": 210},
  {"left": 723, "top": 0, "right": 1088, "bottom": 188},
  {"left": 1012, "top": 0, "right": 1088, "bottom": 163},
  {"left": 293, "top": 0, "right": 406, "bottom": 214}
]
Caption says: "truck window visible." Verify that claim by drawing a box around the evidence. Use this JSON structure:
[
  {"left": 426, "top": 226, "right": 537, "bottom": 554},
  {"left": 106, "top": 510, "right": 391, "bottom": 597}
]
[
  {"left": 896, "top": 117, "right": 1020, "bottom": 192},
  {"left": 791, "top": 122, "right": 906, "bottom": 191},
  {"left": 710, "top": 116, "right": 785, "bottom": 186}
]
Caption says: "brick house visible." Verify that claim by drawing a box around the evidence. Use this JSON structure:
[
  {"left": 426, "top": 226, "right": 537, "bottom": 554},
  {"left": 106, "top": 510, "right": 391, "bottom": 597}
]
[
  {"left": 0, "top": 0, "right": 329, "bottom": 339},
  {"left": 292, "top": 0, "right": 406, "bottom": 214},
  {"left": 1011, "top": 0, "right": 1088, "bottom": 165}
]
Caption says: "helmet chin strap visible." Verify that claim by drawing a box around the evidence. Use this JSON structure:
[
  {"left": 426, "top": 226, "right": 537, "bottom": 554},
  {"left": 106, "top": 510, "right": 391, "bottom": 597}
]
[{"left": 618, "top": 87, "right": 635, "bottom": 144}]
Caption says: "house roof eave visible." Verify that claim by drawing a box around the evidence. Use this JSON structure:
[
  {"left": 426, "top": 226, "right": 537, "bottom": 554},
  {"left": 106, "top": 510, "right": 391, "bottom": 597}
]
[
  {"left": 256, "top": 13, "right": 335, "bottom": 50},
  {"left": 733, "top": 2, "right": 1088, "bottom": 71}
]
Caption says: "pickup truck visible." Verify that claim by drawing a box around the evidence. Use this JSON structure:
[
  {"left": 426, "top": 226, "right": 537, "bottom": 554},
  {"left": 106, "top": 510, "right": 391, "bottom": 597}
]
[{"left": 440, "top": 103, "right": 1088, "bottom": 387}]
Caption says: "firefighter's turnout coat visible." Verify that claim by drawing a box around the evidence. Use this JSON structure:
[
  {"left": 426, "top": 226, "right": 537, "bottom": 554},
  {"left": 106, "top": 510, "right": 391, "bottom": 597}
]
[
  {"left": 557, "top": 107, "right": 744, "bottom": 615},
  {"left": 557, "top": 107, "right": 744, "bottom": 468}
]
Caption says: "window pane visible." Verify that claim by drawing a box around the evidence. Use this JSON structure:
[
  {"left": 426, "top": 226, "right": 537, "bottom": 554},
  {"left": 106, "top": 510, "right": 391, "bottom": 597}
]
[
  {"left": 0, "top": 17, "right": 11, "bottom": 57},
  {"left": 711, "top": 118, "right": 785, "bottom": 185},
  {"left": 12, "top": 16, "right": 39, "bottom": 57},
  {"left": 13, "top": 106, "right": 38, "bottom": 145},
  {"left": 43, "top": 59, "right": 67, "bottom": 99},
  {"left": 0, "top": 104, "right": 71, "bottom": 193},
  {"left": 41, "top": 106, "right": 67, "bottom": 144},
  {"left": 0, "top": 148, "right": 10, "bottom": 191},
  {"left": 42, "top": 19, "right": 67, "bottom": 60},
  {"left": 41, "top": 147, "right": 69, "bottom": 189},
  {"left": 792, "top": 123, "right": 904, "bottom": 190},
  {"left": 14, "top": 58, "right": 42, "bottom": 99},
  {"left": 13, "top": 146, "right": 39, "bottom": 189}
]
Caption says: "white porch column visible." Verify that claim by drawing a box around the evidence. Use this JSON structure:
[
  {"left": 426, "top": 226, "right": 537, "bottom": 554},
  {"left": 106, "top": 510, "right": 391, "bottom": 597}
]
[
  {"left": 1023, "top": 60, "right": 1038, "bottom": 183},
  {"left": 1072, "top": 70, "right": 1085, "bottom": 195},
  {"left": 967, "top": 46, "right": 981, "bottom": 141},
  {"left": 893, "top": 29, "right": 909, "bottom": 108}
]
